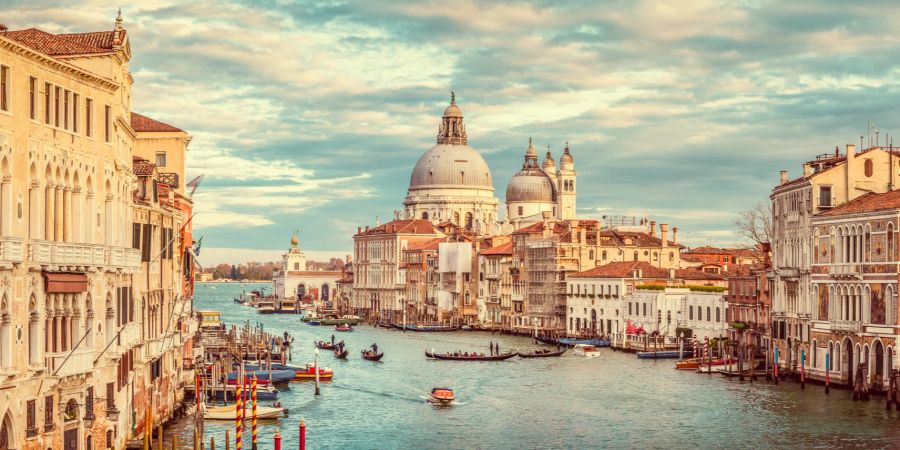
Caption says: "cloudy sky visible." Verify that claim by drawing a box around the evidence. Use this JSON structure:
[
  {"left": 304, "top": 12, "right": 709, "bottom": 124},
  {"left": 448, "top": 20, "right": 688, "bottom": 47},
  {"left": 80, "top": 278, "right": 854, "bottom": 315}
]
[{"left": 8, "top": 0, "right": 900, "bottom": 265}]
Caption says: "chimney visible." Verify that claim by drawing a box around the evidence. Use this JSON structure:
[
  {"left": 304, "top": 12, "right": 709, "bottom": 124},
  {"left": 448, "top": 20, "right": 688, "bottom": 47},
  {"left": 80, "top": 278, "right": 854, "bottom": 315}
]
[
  {"left": 357, "top": 227, "right": 362, "bottom": 235},
  {"left": 660, "top": 224, "right": 669, "bottom": 248},
  {"left": 346, "top": 254, "right": 352, "bottom": 263},
  {"left": 365, "top": 226, "right": 369, "bottom": 233},
  {"left": 802, "top": 163, "right": 812, "bottom": 177},
  {"left": 669, "top": 268, "right": 675, "bottom": 280},
  {"left": 0, "top": 24, "right": 7, "bottom": 33},
  {"left": 579, "top": 227, "right": 586, "bottom": 244},
  {"left": 672, "top": 226, "right": 678, "bottom": 244},
  {"left": 650, "top": 220, "right": 656, "bottom": 237},
  {"left": 779, "top": 170, "right": 788, "bottom": 185},
  {"left": 846, "top": 144, "right": 856, "bottom": 161}
]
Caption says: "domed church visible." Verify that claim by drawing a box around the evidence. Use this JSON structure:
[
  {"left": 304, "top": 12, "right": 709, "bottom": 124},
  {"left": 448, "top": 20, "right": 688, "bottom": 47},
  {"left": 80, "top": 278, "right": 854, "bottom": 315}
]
[
  {"left": 402, "top": 93, "right": 576, "bottom": 233},
  {"left": 404, "top": 93, "right": 500, "bottom": 231}
]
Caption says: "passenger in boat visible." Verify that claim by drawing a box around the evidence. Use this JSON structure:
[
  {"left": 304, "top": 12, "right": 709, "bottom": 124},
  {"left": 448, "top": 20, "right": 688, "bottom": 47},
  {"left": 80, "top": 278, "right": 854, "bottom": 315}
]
[
  {"left": 372, "top": 343, "right": 378, "bottom": 353},
  {"left": 495, "top": 342, "right": 500, "bottom": 354},
  {"left": 331, "top": 335, "right": 335, "bottom": 345},
  {"left": 489, "top": 341, "right": 494, "bottom": 356}
]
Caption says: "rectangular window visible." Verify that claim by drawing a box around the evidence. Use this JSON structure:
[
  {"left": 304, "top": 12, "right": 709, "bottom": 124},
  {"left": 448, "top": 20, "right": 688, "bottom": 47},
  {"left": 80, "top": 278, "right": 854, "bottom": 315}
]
[
  {"left": 63, "top": 90, "right": 69, "bottom": 129},
  {"left": 54, "top": 86, "right": 60, "bottom": 127},
  {"left": 26, "top": 399, "right": 36, "bottom": 437},
  {"left": 86, "top": 98, "right": 93, "bottom": 137},
  {"left": 142, "top": 223, "right": 152, "bottom": 262},
  {"left": 156, "top": 151, "right": 167, "bottom": 167},
  {"left": 0, "top": 65, "right": 8, "bottom": 112},
  {"left": 106, "top": 382, "right": 115, "bottom": 408},
  {"left": 44, "top": 395, "right": 54, "bottom": 431},
  {"left": 29, "top": 77, "right": 36, "bottom": 119},
  {"left": 72, "top": 93, "right": 79, "bottom": 133},
  {"left": 104, "top": 105, "right": 111, "bottom": 142},
  {"left": 132, "top": 223, "right": 141, "bottom": 249},
  {"left": 86, "top": 387, "right": 94, "bottom": 417},
  {"left": 819, "top": 186, "right": 832, "bottom": 208},
  {"left": 44, "top": 83, "right": 51, "bottom": 124}
]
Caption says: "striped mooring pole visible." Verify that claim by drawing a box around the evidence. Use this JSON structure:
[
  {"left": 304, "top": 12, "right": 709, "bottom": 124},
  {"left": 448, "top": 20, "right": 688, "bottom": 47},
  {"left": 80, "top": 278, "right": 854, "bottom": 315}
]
[
  {"left": 825, "top": 351, "right": 831, "bottom": 394},
  {"left": 235, "top": 384, "right": 243, "bottom": 450},
  {"left": 252, "top": 375, "right": 258, "bottom": 450}
]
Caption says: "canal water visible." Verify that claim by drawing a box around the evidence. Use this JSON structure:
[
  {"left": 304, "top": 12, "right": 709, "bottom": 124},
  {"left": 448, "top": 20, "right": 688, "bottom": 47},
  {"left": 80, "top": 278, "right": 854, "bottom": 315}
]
[{"left": 169, "top": 283, "right": 900, "bottom": 449}]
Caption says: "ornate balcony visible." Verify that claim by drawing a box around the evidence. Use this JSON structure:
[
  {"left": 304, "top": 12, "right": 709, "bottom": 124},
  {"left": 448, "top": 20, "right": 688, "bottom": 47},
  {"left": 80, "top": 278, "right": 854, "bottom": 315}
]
[
  {"left": 45, "top": 349, "right": 93, "bottom": 378},
  {"left": 0, "top": 237, "right": 24, "bottom": 264},
  {"left": 27, "top": 240, "right": 140, "bottom": 271}
]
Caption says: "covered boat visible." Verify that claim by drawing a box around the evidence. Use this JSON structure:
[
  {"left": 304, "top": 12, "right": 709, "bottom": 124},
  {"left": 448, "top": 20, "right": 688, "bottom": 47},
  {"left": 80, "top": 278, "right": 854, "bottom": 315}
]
[
  {"left": 518, "top": 348, "right": 566, "bottom": 358},
  {"left": 428, "top": 387, "right": 455, "bottom": 405},
  {"left": 361, "top": 350, "right": 384, "bottom": 361},
  {"left": 204, "top": 403, "right": 284, "bottom": 420},
  {"left": 429, "top": 351, "right": 517, "bottom": 361},
  {"left": 293, "top": 363, "right": 333, "bottom": 380},
  {"left": 320, "top": 317, "right": 360, "bottom": 326},
  {"left": 636, "top": 350, "right": 688, "bottom": 360},
  {"left": 396, "top": 323, "right": 459, "bottom": 332},
  {"left": 227, "top": 369, "right": 296, "bottom": 384}
]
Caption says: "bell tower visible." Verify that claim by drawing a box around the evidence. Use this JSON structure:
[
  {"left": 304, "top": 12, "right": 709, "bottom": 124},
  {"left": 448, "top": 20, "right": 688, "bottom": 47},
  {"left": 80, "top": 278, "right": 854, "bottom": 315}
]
[{"left": 557, "top": 142, "right": 576, "bottom": 220}]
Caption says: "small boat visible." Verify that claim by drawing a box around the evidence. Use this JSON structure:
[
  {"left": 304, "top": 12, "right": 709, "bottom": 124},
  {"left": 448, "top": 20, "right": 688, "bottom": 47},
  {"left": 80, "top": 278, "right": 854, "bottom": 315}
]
[
  {"left": 315, "top": 341, "right": 336, "bottom": 350},
  {"left": 573, "top": 344, "right": 601, "bottom": 357},
  {"left": 227, "top": 369, "right": 296, "bottom": 384},
  {"left": 396, "top": 323, "right": 459, "bottom": 332},
  {"left": 557, "top": 337, "right": 611, "bottom": 347},
  {"left": 361, "top": 350, "right": 384, "bottom": 361},
  {"left": 256, "top": 299, "right": 276, "bottom": 314},
  {"left": 306, "top": 321, "right": 321, "bottom": 326},
  {"left": 204, "top": 403, "right": 284, "bottom": 420},
  {"left": 320, "top": 317, "right": 360, "bottom": 326},
  {"left": 191, "top": 384, "right": 280, "bottom": 401},
  {"left": 676, "top": 357, "right": 733, "bottom": 370},
  {"left": 429, "top": 351, "right": 517, "bottom": 361},
  {"left": 636, "top": 350, "right": 687, "bottom": 360},
  {"left": 334, "top": 348, "right": 349, "bottom": 359},
  {"left": 460, "top": 325, "right": 473, "bottom": 331},
  {"left": 518, "top": 348, "right": 566, "bottom": 358},
  {"left": 428, "top": 387, "right": 455, "bottom": 405},
  {"left": 292, "top": 363, "right": 333, "bottom": 380},
  {"left": 334, "top": 324, "right": 353, "bottom": 332}
]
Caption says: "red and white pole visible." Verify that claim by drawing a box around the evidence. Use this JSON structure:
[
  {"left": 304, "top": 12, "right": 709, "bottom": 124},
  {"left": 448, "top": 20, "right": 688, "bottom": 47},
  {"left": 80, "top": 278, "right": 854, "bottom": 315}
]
[{"left": 299, "top": 418, "right": 306, "bottom": 450}]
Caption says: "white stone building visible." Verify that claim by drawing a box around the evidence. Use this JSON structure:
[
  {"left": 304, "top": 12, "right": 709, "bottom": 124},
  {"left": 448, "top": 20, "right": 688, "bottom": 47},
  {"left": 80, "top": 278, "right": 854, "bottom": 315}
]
[{"left": 273, "top": 233, "right": 340, "bottom": 303}]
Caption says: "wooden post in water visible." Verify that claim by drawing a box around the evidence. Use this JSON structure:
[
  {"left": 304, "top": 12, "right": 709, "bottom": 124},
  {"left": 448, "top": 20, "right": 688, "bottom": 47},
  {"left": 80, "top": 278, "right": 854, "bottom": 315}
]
[
  {"left": 210, "top": 437, "right": 215, "bottom": 450},
  {"left": 158, "top": 426, "right": 163, "bottom": 450},
  {"left": 773, "top": 346, "right": 779, "bottom": 385},
  {"left": 235, "top": 384, "right": 243, "bottom": 450},
  {"left": 252, "top": 375, "right": 258, "bottom": 450},
  {"left": 800, "top": 348, "right": 806, "bottom": 390},
  {"left": 825, "top": 351, "right": 830, "bottom": 394},
  {"left": 225, "top": 429, "right": 230, "bottom": 450}
]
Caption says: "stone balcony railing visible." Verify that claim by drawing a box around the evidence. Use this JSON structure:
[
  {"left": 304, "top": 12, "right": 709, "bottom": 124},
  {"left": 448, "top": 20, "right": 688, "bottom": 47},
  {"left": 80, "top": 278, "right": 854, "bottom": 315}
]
[
  {"left": 0, "top": 237, "right": 25, "bottom": 264},
  {"left": 832, "top": 320, "right": 862, "bottom": 333},
  {"left": 26, "top": 240, "right": 140, "bottom": 270},
  {"left": 46, "top": 348, "right": 93, "bottom": 378},
  {"left": 832, "top": 264, "right": 861, "bottom": 276}
]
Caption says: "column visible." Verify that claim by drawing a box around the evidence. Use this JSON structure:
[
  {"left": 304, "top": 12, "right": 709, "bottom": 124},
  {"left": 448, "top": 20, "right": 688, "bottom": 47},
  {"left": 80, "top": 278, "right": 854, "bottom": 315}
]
[
  {"left": 85, "top": 192, "right": 94, "bottom": 244},
  {"left": 45, "top": 183, "right": 54, "bottom": 241},
  {"left": 0, "top": 174, "right": 10, "bottom": 237},
  {"left": 63, "top": 186, "right": 72, "bottom": 242},
  {"left": 55, "top": 186, "right": 63, "bottom": 242},
  {"left": 72, "top": 187, "right": 81, "bottom": 243},
  {"left": 29, "top": 182, "right": 40, "bottom": 238}
]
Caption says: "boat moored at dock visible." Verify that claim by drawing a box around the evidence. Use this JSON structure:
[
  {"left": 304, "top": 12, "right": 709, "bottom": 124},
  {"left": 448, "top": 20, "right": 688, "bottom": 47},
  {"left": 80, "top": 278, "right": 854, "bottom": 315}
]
[{"left": 573, "top": 344, "right": 601, "bottom": 357}]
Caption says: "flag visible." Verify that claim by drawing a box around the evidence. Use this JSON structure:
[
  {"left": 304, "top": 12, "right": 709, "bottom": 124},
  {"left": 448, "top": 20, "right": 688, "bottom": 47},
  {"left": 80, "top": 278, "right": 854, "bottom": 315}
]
[
  {"left": 192, "top": 236, "right": 203, "bottom": 257},
  {"left": 186, "top": 174, "right": 204, "bottom": 198}
]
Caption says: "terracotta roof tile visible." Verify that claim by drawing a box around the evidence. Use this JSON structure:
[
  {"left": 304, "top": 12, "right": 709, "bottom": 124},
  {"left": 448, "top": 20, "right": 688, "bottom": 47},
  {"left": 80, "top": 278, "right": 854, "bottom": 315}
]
[
  {"left": 406, "top": 237, "right": 444, "bottom": 251},
  {"left": 570, "top": 261, "right": 723, "bottom": 280},
  {"left": 818, "top": 190, "right": 900, "bottom": 217},
  {"left": 357, "top": 219, "right": 438, "bottom": 236},
  {"left": 132, "top": 157, "right": 156, "bottom": 176},
  {"left": 6, "top": 28, "right": 119, "bottom": 56},
  {"left": 480, "top": 241, "right": 513, "bottom": 256},
  {"left": 131, "top": 112, "right": 183, "bottom": 132}
]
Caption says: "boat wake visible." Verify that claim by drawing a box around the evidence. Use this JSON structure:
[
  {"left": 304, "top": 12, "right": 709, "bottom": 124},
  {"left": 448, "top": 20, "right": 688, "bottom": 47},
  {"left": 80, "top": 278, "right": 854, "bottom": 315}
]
[{"left": 419, "top": 395, "right": 467, "bottom": 406}]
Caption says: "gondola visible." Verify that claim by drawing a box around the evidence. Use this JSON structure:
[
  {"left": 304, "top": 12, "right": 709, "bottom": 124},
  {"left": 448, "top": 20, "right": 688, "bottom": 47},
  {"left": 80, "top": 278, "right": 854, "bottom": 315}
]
[
  {"left": 361, "top": 350, "right": 384, "bottom": 361},
  {"left": 335, "top": 324, "right": 353, "bottom": 332},
  {"left": 534, "top": 335, "right": 560, "bottom": 346},
  {"left": 334, "top": 348, "right": 349, "bottom": 359},
  {"left": 430, "top": 351, "right": 517, "bottom": 361},
  {"left": 518, "top": 349, "right": 566, "bottom": 358},
  {"left": 315, "top": 340, "right": 336, "bottom": 350}
]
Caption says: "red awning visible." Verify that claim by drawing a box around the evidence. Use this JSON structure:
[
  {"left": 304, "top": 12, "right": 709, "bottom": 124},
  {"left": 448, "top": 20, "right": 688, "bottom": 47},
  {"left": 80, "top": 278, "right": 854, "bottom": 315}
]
[{"left": 45, "top": 273, "right": 88, "bottom": 293}]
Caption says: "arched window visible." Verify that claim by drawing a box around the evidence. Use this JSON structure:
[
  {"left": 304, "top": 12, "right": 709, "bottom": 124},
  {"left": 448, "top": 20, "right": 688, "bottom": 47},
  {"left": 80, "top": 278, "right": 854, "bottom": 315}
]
[
  {"left": 707, "top": 307, "right": 711, "bottom": 321},
  {"left": 828, "top": 342, "right": 834, "bottom": 371},
  {"left": 421, "top": 212, "right": 428, "bottom": 220},
  {"left": 453, "top": 212, "right": 460, "bottom": 225},
  {"left": 633, "top": 251, "right": 638, "bottom": 261},
  {"left": 865, "top": 158, "right": 874, "bottom": 177},
  {"left": 0, "top": 296, "right": 9, "bottom": 368},
  {"left": 812, "top": 340, "right": 817, "bottom": 368},
  {"left": 464, "top": 212, "right": 473, "bottom": 229},
  {"left": 601, "top": 251, "right": 607, "bottom": 260},
  {"left": 464, "top": 291, "right": 470, "bottom": 305},
  {"left": 716, "top": 307, "right": 721, "bottom": 322},
  {"left": 889, "top": 223, "right": 896, "bottom": 261}
]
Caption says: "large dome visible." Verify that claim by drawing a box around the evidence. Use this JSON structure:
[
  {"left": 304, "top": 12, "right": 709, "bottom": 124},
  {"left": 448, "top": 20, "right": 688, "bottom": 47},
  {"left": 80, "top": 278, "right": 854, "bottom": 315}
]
[
  {"left": 409, "top": 144, "right": 494, "bottom": 190},
  {"left": 506, "top": 167, "right": 555, "bottom": 203}
]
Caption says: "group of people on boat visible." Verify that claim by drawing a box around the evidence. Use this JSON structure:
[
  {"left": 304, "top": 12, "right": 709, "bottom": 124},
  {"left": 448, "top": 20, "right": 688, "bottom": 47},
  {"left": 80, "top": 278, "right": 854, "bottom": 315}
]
[{"left": 447, "top": 350, "right": 487, "bottom": 357}]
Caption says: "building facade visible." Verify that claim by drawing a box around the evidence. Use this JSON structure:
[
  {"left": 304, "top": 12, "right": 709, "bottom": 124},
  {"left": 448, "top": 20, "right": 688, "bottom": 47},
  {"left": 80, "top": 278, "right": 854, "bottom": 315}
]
[{"left": 273, "top": 233, "right": 340, "bottom": 304}]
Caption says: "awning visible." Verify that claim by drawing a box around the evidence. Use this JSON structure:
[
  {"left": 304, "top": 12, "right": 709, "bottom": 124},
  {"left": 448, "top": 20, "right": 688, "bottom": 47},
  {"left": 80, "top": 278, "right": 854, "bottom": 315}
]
[{"left": 45, "top": 272, "right": 88, "bottom": 293}]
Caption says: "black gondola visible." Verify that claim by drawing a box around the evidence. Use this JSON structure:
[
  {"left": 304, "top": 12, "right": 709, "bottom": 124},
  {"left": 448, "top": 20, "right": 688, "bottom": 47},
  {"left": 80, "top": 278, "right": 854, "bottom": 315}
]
[
  {"left": 361, "top": 350, "right": 384, "bottom": 361},
  {"left": 518, "top": 349, "right": 567, "bottom": 358},
  {"left": 334, "top": 348, "right": 349, "bottom": 359},
  {"left": 315, "top": 341, "right": 336, "bottom": 350},
  {"left": 429, "top": 351, "right": 517, "bottom": 361}
]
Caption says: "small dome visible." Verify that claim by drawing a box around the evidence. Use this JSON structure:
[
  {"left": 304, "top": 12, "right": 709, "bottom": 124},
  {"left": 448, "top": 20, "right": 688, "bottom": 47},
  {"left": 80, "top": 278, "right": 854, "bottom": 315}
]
[
  {"left": 560, "top": 143, "right": 574, "bottom": 170},
  {"left": 542, "top": 150, "right": 556, "bottom": 173},
  {"left": 290, "top": 234, "right": 299, "bottom": 247},
  {"left": 506, "top": 168, "right": 555, "bottom": 203},
  {"left": 443, "top": 91, "right": 463, "bottom": 118},
  {"left": 409, "top": 144, "right": 493, "bottom": 190}
]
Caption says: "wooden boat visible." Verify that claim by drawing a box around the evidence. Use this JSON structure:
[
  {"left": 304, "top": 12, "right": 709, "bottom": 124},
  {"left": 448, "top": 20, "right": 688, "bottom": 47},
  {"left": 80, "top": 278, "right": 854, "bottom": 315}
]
[
  {"left": 429, "top": 351, "right": 517, "bottom": 361},
  {"left": 518, "top": 349, "right": 566, "bottom": 358},
  {"left": 315, "top": 340, "right": 336, "bottom": 350},
  {"left": 320, "top": 317, "right": 360, "bottom": 326},
  {"left": 226, "top": 369, "right": 295, "bottom": 384},
  {"left": 204, "top": 403, "right": 284, "bottom": 420},
  {"left": 675, "top": 357, "right": 733, "bottom": 370},
  {"left": 558, "top": 337, "right": 611, "bottom": 347},
  {"left": 190, "top": 384, "right": 279, "bottom": 401},
  {"left": 395, "top": 323, "right": 459, "bottom": 332},
  {"left": 636, "top": 350, "right": 687, "bottom": 360},
  {"left": 306, "top": 321, "right": 321, "bottom": 326},
  {"left": 573, "top": 344, "right": 601, "bottom": 357},
  {"left": 334, "top": 348, "right": 349, "bottom": 359},
  {"left": 361, "top": 350, "right": 384, "bottom": 361},
  {"left": 428, "top": 387, "right": 455, "bottom": 405},
  {"left": 292, "top": 363, "right": 333, "bottom": 380},
  {"left": 334, "top": 324, "right": 353, "bottom": 332}
]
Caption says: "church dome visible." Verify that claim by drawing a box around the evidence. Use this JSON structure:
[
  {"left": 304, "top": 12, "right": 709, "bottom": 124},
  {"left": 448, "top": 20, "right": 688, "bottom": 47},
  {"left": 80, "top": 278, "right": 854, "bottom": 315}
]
[
  {"left": 409, "top": 144, "right": 494, "bottom": 190},
  {"left": 506, "top": 168, "right": 555, "bottom": 203}
]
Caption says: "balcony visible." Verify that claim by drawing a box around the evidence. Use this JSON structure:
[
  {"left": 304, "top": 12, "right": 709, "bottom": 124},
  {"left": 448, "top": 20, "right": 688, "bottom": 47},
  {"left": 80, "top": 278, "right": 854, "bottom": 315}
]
[
  {"left": 45, "top": 349, "right": 93, "bottom": 378},
  {"left": 118, "top": 322, "right": 141, "bottom": 351},
  {"left": 28, "top": 240, "right": 140, "bottom": 270},
  {"left": 832, "top": 320, "right": 862, "bottom": 333},
  {"left": 159, "top": 172, "right": 180, "bottom": 189},
  {"left": 0, "top": 237, "right": 24, "bottom": 264},
  {"left": 832, "top": 264, "right": 861, "bottom": 277}
]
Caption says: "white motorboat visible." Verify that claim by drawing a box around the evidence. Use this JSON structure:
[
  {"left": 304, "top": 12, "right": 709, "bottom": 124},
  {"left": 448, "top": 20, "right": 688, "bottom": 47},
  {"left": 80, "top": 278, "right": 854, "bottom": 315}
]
[
  {"left": 203, "top": 403, "right": 284, "bottom": 420},
  {"left": 573, "top": 344, "right": 601, "bottom": 357}
]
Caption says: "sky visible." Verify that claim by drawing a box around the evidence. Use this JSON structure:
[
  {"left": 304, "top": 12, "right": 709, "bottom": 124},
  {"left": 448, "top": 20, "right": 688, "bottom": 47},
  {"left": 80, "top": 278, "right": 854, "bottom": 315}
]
[{"left": 8, "top": 0, "right": 900, "bottom": 266}]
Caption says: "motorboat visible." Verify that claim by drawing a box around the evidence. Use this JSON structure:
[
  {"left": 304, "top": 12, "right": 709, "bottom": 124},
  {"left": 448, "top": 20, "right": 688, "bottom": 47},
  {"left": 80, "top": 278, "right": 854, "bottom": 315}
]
[
  {"left": 428, "top": 387, "right": 455, "bottom": 405},
  {"left": 636, "top": 350, "right": 689, "bottom": 359},
  {"left": 518, "top": 348, "right": 566, "bottom": 358},
  {"left": 204, "top": 403, "right": 284, "bottom": 420},
  {"left": 306, "top": 321, "right": 321, "bottom": 326},
  {"left": 396, "top": 323, "right": 458, "bottom": 332},
  {"left": 361, "top": 350, "right": 384, "bottom": 361},
  {"left": 226, "top": 369, "right": 296, "bottom": 384},
  {"left": 320, "top": 317, "right": 360, "bottom": 326},
  {"left": 573, "top": 344, "right": 601, "bottom": 357},
  {"left": 558, "top": 337, "right": 611, "bottom": 347},
  {"left": 292, "top": 363, "right": 333, "bottom": 380},
  {"left": 256, "top": 298, "right": 276, "bottom": 314},
  {"left": 334, "top": 324, "right": 353, "bottom": 332}
]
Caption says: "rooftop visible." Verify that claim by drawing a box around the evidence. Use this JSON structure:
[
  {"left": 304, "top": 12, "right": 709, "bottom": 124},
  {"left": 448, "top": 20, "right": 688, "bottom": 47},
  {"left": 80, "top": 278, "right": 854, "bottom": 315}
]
[
  {"left": 6, "top": 27, "right": 122, "bottom": 57},
  {"left": 569, "top": 261, "right": 723, "bottom": 280},
  {"left": 356, "top": 219, "right": 439, "bottom": 236},
  {"left": 131, "top": 112, "right": 183, "bottom": 133},
  {"left": 818, "top": 189, "right": 900, "bottom": 217}
]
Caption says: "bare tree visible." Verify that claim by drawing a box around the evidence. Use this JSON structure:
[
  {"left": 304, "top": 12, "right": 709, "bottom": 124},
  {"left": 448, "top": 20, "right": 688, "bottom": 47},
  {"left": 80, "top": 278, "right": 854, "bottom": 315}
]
[{"left": 734, "top": 202, "right": 773, "bottom": 246}]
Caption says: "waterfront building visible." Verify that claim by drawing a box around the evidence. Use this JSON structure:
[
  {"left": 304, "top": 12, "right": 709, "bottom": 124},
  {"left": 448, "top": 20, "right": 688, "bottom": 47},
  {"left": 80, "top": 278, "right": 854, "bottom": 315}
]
[
  {"left": 0, "top": 14, "right": 197, "bottom": 450},
  {"left": 403, "top": 93, "right": 499, "bottom": 231},
  {"left": 805, "top": 190, "right": 900, "bottom": 389},
  {"left": 595, "top": 222, "right": 683, "bottom": 269},
  {"left": 566, "top": 261, "right": 726, "bottom": 340},
  {"left": 477, "top": 238, "right": 513, "bottom": 329},
  {"left": 335, "top": 256, "right": 353, "bottom": 315},
  {"left": 352, "top": 219, "right": 443, "bottom": 320},
  {"left": 437, "top": 239, "right": 480, "bottom": 324},
  {"left": 402, "top": 237, "right": 442, "bottom": 323},
  {"left": 725, "top": 257, "right": 770, "bottom": 349},
  {"left": 273, "top": 233, "right": 340, "bottom": 306},
  {"left": 770, "top": 144, "right": 900, "bottom": 375},
  {"left": 505, "top": 139, "right": 577, "bottom": 226}
]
